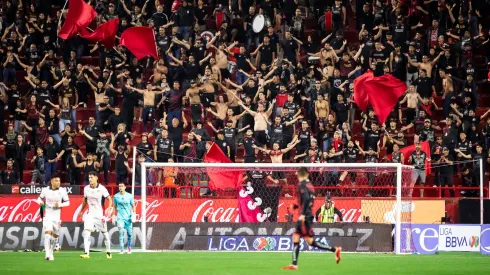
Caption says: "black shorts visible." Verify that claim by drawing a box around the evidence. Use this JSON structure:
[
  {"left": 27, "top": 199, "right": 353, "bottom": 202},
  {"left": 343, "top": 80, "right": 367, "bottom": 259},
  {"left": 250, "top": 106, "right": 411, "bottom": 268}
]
[
  {"left": 254, "top": 130, "right": 268, "bottom": 147},
  {"left": 295, "top": 219, "right": 314, "bottom": 238},
  {"left": 191, "top": 104, "right": 203, "bottom": 123},
  {"left": 220, "top": 68, "right": 230, "bottom": 80}
]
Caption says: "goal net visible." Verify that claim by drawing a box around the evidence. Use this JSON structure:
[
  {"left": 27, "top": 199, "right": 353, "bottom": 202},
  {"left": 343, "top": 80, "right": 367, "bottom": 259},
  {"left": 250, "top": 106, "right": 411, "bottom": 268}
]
[{"left": 136, "top": 162, "right": 415, "bottom": 254}]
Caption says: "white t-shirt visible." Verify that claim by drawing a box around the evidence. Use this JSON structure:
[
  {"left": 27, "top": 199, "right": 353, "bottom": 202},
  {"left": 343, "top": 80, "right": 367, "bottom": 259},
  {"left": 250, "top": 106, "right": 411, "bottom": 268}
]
[
  {"left": 83, "top": 184, "right": 110, "bottom": 218},
  {"left": 39, "top": 187, "right": 70, "bottom": 221}
]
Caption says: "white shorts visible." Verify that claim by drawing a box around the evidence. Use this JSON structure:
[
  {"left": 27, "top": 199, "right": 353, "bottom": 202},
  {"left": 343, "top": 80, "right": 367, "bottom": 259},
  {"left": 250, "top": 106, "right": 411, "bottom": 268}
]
[
  {"left": 84, "top": 216, "right": 108, "bottom": 233},
  {"left": 43, "top": 219, "right": 61, "bottom": 236}
]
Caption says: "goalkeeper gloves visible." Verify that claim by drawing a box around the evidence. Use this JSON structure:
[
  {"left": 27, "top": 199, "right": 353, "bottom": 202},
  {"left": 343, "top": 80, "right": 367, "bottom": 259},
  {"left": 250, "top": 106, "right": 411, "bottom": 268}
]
[
  {"left": 132, "top": 215, "right": 136, "bottom": 223},
  {"left": 111, "top": 216, "right": 116, "bottom": 225}
]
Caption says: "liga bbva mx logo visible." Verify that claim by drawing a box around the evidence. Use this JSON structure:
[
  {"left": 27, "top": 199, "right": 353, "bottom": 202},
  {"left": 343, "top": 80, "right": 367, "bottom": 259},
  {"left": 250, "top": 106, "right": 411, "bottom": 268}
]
[
  {"left": 253, "top": 237, "right": 277, "bottom": 251},
  {"left": 469, "top": 236, "right": 479, "bottom": 248}
]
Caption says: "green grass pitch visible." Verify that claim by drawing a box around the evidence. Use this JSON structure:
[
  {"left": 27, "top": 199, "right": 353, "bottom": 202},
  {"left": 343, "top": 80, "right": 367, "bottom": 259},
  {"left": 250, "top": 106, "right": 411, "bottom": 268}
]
[{"left": 0, "top": 251, "right": 488, "bottom": 275}]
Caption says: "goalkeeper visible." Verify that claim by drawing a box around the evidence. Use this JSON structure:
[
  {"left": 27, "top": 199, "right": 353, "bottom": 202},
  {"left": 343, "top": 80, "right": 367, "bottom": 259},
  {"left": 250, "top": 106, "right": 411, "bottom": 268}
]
[
  {"left": 113, "top": 183, "right": 136, "bottom": 254},
  {"left": 283, "top": 167, "right": 341, "bottom": 270}
]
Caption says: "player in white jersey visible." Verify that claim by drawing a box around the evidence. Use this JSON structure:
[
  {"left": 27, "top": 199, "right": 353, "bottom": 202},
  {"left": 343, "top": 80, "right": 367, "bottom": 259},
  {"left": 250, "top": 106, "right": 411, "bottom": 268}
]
[
  {"left": 37, "top": 174, "right": 70, "bottom": 261},
  {"left": 78, "top": 171, "right": 113, "bottom": 259}
]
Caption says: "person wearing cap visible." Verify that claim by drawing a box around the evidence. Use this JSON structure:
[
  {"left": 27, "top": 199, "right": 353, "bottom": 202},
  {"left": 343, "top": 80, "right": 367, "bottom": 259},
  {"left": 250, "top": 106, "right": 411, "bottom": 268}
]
[
  {"left": 315, "top": 197, "right": 343, "bottom": 223},
  {"left": 408, "top": 142, "right": 431, "bottom": 197},
  {"left": 437, "top": 147, "right": 454, "bottom": 197}
]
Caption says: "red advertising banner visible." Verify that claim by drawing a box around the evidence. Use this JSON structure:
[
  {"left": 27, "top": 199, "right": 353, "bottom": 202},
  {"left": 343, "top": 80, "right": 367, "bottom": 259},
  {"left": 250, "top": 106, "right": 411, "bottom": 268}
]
[{"left": 0, "top": 197, "right": 361, "bottom": 223}]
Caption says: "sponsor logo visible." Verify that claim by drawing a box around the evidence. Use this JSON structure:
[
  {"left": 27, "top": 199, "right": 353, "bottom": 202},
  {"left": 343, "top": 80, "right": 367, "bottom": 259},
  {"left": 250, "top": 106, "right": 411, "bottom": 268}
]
[
  {"left": 399, "top": 224, "right": 483, "bottom": 254},
  {"left": 253, "top": 237, "right": 277, "bottom": 251},
  {"left": 204, "top": 235, "right": 351, "bottom": 252},
  {"left": 0, "top": 223, "right": 149, "bottom": 251},
  {"left": 10, "top": 185, "right": 78, "bottom": 195},
  {"left": 11, "top": 185, "right": 19, "bottom": 194},
  {"left": 0, "top": 197, "right": 360, "bottom": 223},
  {"left": 480, "top": 225, "right": 490, "bottom": 254},
  {"left": 438, "top": 225, "right": 480, "bottom": 252}
]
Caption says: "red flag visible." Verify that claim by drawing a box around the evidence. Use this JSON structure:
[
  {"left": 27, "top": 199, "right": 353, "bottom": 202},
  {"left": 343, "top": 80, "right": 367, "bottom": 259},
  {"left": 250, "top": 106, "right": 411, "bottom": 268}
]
[
  {"left": 119, "top": 27, "right": 158, "bottom": 60},
  {"left": 386, "top": 141, "right": 432, "bottom": 174},
  {"left": 203, "top": 143, "right": 243, "bottom": 190},
  {"left": 79, "top": 18, "right": 119, "bottom": 49},
  {"left": 58, "top": 0, "right": 97, "bottom": 40},
  {"left": 353, "top": 70, "right": 373, "bottom": 112},
  {"left": 364, "top": 74, "right": 407, "bottom": 125}
]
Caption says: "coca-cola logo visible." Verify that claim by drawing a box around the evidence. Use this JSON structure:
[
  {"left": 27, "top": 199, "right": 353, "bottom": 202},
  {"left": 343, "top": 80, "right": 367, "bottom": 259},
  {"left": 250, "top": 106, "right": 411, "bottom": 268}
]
[
  {"left": 0, "top": 199, "right": 42, "bottom": 222},
  {"left": 192, "top": 200, "right": 240, "bottom": 222}
]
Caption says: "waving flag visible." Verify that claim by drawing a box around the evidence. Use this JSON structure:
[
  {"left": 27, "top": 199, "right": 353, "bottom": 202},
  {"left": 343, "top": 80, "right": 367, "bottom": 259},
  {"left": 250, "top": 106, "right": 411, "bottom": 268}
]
[
  {"left": 364, "top": 74, "right": 407, "bottom": 125},
  {"left": 353, "top": 70, "right": 373, "bottom": 111},
  {"left": 119, "top": 27, "right": 158, "bottom": 60},
  {"left": 203, "top": 142, "right": 242, "bottom": 190},
  {"left": 58, "top": 0, "right": 97, "bottom": 40},
  {"left": 79, "top": 18, "right": 120, "bottom": 48},
  {"left": 354, "top": 71, "right": 407, "bottom": 124}
]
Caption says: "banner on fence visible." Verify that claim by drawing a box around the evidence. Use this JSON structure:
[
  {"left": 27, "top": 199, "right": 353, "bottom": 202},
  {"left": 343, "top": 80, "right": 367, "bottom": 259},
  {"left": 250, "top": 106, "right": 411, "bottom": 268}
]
[
  {"left": 0, "top": 197, "right": 361, "bottom": 223},
  {"left": 185, "top": 235, "right": 358, "bottom": 252},
  {"left": 399, "top": 224, "right": 485, "bottom": 254},
  {"left": 149, "top": 223, "right": 393, "bottom": 252}
]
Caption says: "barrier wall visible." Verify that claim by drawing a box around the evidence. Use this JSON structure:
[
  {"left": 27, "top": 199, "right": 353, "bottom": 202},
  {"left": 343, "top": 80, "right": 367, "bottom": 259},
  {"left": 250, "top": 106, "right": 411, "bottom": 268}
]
[
  {"left": 0, "top": 196, "right": 445, "bottom": 224},
  {"left": 0, "top": 222, "right": 392, "bottom": 252}
]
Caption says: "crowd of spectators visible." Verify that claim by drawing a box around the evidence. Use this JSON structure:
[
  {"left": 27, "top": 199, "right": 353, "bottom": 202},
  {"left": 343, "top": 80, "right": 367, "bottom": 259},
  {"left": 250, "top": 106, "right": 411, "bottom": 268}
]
[{"left": 0, "top": 0, "right": 489, "bottom": 197}]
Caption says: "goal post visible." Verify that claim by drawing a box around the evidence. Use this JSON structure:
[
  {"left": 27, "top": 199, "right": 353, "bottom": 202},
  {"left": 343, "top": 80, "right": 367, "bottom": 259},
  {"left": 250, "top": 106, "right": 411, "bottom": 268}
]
[{"left": 138, "top": 162, "right": 415, "bottom": 253}]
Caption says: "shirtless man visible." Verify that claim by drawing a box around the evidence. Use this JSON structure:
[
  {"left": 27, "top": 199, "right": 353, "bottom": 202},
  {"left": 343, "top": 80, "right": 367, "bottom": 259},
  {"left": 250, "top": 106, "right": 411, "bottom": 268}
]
[
  {"left": 183, "top": 79, "right": 203, "bottom": 124},
  {"left": 253, "top": 140, "right": 300, "bottom": 184},
  {"left": 399, "top": 85, "right": 423, "bottom": 124},
  {"left": 405, "top": 51, "right": 444, "bottom": 78},
  {"left": 237, "top": 96, "right": 275, "bottom": 149},
  {"left": 206, "top": 35, "right": 238, "bottom": 81},
  {"left": 207, "top": 95, "right": 230, "bottom": 129},
  {"left": 125, "top": 83, "right": 165, "bottom": 132},
  {"left": 200, "top": 67, "right": 217, "bottom": 107},
  {"left": 314, "top": 43, "right": 340, "bottom": 67},
  {"left": 315, "top": 94, "right": 330, "bottom": 120},
  {"left": 218, "top": 82, "right": 241, "bottom": 116}
]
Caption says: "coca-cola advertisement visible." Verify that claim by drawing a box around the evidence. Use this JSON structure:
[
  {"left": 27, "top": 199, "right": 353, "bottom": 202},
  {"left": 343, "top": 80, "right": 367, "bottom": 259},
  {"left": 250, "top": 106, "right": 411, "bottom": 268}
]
[{"left": 0, "top": 197, "right": 362, "bottom": 223}]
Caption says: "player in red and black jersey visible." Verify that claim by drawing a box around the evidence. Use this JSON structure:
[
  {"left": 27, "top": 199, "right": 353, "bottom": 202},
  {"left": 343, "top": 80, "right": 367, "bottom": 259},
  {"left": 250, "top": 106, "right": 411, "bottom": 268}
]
[{"left": 283, "top": 167, "right": 341, "bottom": 270}]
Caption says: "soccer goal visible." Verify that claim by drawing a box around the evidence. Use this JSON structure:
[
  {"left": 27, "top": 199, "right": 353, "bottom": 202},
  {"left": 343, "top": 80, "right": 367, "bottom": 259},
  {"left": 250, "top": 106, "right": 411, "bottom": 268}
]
[{"left": 137, "top": 162, "right": 418, "bottom": 254}]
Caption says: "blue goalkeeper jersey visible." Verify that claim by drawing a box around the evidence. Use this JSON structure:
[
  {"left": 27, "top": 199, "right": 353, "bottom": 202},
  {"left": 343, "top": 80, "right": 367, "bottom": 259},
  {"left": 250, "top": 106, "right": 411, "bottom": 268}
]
[{"left": 114, "top": 192, "right": 134, "bottom": 220}]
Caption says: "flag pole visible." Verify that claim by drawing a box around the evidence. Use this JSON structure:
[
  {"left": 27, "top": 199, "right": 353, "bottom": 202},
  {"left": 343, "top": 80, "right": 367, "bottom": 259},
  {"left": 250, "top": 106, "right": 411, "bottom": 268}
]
[
  {"left": 152, "top": 27, "right": 158, "bottom": 59},
  {"left": 56, "top": 0, "right": 69, "bottom": 45}
]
